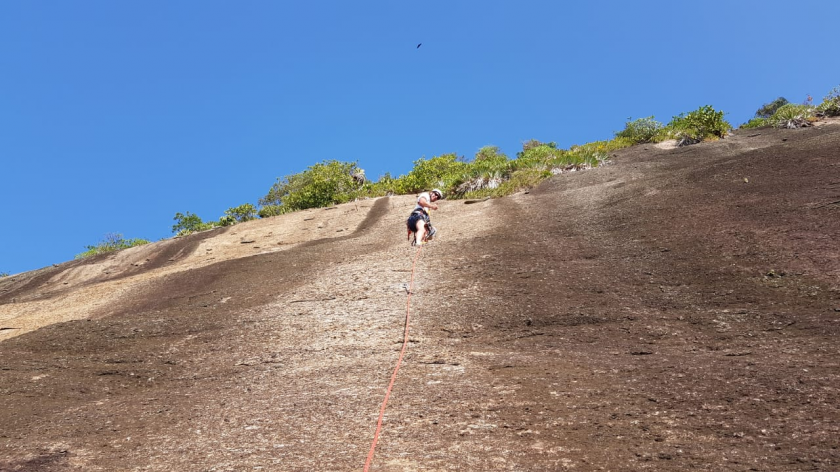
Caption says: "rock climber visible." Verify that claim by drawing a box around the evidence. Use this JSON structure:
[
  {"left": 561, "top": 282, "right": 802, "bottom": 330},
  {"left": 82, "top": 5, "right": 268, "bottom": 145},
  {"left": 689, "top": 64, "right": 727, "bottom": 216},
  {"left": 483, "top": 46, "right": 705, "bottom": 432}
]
[{"left": 406, "top": 188, "right": 443, "bottom": 246}]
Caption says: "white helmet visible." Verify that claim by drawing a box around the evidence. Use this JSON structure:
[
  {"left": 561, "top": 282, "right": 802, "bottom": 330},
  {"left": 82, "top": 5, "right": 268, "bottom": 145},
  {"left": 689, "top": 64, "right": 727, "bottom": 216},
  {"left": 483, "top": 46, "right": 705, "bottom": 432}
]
[{"left": 431, "top": 188, "right": 444, "bottom": 199}]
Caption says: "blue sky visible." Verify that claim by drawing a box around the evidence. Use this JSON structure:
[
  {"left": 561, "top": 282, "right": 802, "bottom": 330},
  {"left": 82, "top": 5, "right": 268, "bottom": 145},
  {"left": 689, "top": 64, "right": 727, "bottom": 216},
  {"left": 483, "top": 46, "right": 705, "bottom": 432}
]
[{"left": 2, "top": 1, "right": 839, "bottom": 275}]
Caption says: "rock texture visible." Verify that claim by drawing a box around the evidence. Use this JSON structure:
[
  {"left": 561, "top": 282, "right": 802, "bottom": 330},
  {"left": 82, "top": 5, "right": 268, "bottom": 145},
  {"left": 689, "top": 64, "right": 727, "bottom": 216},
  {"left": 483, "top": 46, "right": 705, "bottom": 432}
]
[{"left": 1, "top": 121, "right": 839, "bottom": 471}]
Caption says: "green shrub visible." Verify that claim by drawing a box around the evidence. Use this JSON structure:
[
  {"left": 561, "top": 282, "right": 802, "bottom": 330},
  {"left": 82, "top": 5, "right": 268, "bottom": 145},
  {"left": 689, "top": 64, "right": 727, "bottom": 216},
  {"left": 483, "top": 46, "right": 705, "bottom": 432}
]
[
  {"left": 513, "top": 142, "right": 566, "bottom": 171},
  {"left": 579, "top": 136, "right": 635, "bottom": 153},
  {"left": 260, "top": 160, "right": 363, "bottom": 212},
  {"left": 504, "top": 168, "right": 551, "bottom": 190},
  {"left": 75, "top": 233, "right": 151, "bottom": 259},
  {"left": 615, "top": 116, "right": 665, "bottom": 144},
  {"left": 469, "top": 146, "right": 511, "bottom": 177},
  {"left": 355, "top": 173, "right": 400, "bottom": 199},
  {"left": 516, "top": 140, "right": 558, "bottom": 159},
  {"left": 257, "top": 204, "right": 287, "bottom": 218},
  {"left": 573, "top": 138, "right": 631, "bottom": 157},
  {"left": 755, "top": 97, "right": 789, "bottom": 118},
  {"left": 740, "top": 117, "right": 770, "bottom": 129},
  {"left": 516, "top": 140, "right": 609, "bottom": 172},
  {"left": 462, "top": 168, "right": 550, "bottom": 199},
  {"left": 225, "top": 203, "right": 258, "bottom": 223},
  {"left": 604, "top": 136, "right": 637, "bottom": 150},
  {"left": 391, "top": 153, "right": 467, "bottom": 196},
  {"left": 172, "top": 212, "right": 216, "bottom": 236},
  {"left": 769, "top": 103, "right": 815, "bottom": 129},
  {"left": 565, "top": 143, "right": 609, "bottom": 168},
  {"left": 665, "top": 105, "right": 732, "bottom": 146},
  {"left": 474, "top": 145, "right": 509, "bottom": 163},
  {"left": 217, "top": 215, "right": 236, "bottom": 227},
  {"left": 450, "top": 146, "right": 513, "bottom": 197},
  {"left": 816, "top": 85, "right": 840, "bottom": 117},
  {"left": 454, "top": 169, "right": 506, "bottom": 196},
  {"left": 0, "top": 272, "right": 9, "bottom": 278}
]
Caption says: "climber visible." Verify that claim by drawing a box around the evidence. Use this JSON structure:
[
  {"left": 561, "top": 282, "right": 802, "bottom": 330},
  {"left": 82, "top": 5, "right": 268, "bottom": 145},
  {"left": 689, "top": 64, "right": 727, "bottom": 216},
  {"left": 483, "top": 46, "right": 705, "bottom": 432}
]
[{"left": 406, "top": 188, "right": 443, "bottom": 246}]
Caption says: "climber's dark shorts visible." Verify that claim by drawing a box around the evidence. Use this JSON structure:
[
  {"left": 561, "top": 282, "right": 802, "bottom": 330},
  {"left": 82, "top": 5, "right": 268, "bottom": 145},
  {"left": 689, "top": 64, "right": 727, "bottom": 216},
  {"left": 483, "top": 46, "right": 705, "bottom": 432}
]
[{"left": 406, "top": 210, "right": 430, "bottom": 233}]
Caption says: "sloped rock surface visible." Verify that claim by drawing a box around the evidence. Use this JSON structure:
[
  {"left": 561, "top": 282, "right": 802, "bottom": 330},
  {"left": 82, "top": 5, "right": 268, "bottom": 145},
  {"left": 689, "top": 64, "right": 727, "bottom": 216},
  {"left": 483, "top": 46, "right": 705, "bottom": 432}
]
[{"left": 1, "top": 123, "right": 839, "bottom": 471}]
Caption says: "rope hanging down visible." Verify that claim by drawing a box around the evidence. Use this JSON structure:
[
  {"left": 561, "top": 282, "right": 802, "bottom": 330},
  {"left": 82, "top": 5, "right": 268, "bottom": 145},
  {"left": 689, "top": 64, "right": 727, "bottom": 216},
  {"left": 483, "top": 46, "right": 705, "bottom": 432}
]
[{"left": 363, "top": 245, "right": 424, "bottom": 471}]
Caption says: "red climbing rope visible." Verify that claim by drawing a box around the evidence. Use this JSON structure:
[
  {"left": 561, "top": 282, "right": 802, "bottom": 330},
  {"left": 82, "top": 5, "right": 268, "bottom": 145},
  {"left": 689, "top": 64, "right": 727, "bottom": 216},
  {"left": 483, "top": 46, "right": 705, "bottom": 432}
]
[{"left": 363, "top": 245, "right": 424, "bottom": 471}]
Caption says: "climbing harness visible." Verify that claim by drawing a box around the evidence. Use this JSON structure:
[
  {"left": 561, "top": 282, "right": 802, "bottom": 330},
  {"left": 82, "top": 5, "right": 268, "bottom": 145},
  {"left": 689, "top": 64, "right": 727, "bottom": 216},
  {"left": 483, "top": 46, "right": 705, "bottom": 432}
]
[{"left": 407, "top": 208, "right": 436, "bottom": 246}]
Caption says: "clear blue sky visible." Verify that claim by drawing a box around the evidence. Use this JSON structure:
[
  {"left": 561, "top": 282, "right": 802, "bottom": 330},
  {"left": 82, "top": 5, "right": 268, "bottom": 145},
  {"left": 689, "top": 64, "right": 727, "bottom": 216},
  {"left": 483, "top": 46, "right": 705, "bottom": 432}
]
[{"left": 2, "top": 1, "right": 839, "bottom": 275}]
